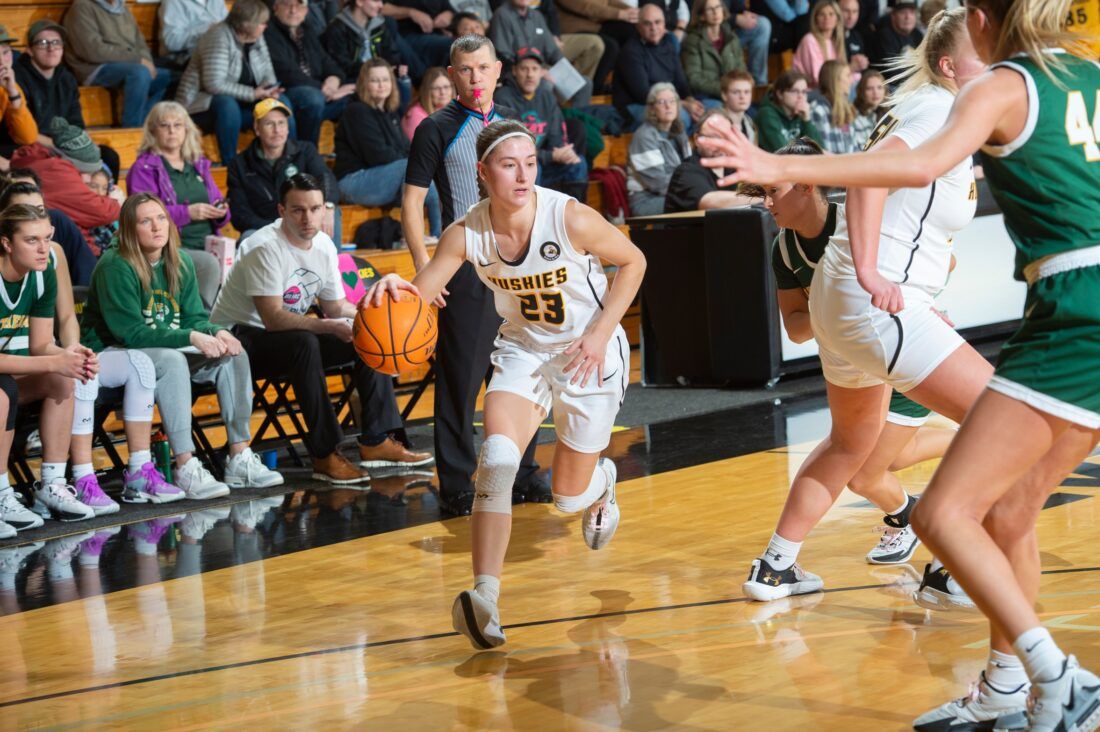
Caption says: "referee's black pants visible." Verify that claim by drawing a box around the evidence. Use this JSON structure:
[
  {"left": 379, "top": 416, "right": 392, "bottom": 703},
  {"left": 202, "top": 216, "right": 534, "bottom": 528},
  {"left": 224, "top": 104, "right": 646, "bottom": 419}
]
[{"left": 435, "top": 262, "right": 540, "bottom": 498}]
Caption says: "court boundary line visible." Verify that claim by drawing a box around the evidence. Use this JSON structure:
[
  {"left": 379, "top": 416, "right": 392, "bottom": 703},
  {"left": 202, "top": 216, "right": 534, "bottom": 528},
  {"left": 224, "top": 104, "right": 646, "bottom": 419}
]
[{"left": 5, "top": 565, "right": 1100, "bottom": 709}]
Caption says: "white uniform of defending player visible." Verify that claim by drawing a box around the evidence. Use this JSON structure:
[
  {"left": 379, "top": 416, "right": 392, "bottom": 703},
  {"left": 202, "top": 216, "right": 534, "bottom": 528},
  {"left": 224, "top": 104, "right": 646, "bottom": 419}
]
[{"left": 364, "top": 120, "right": 646, "bottom": 650}]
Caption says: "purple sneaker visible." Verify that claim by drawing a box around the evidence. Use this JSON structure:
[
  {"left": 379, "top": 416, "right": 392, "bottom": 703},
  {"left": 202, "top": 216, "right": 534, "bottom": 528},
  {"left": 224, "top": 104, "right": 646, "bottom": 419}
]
[
  {"left": 78, "top": 527, "right": 121, "bottom": 567},
  {"left": 122, "top": 463, "right": 185, "bottom": 504},
  {"left": 74, "top": 474, "right": 120, "bottom": 516},
  {"left": 130, "top": 516, "right": 184, "bottom": 554}
]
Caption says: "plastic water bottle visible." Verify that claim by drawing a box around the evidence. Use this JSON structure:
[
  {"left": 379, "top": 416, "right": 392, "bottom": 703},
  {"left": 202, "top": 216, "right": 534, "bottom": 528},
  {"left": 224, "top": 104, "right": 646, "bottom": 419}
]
[{"left": 152, "top": 430, "right": 172, "bottom": 481}]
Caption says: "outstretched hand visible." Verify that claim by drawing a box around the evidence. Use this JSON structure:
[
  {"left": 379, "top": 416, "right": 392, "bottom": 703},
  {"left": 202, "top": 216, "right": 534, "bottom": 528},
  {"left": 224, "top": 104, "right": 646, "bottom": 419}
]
[
  {"left": 362, "top": 273, "right": 422, "bottom": 309},
  {"left": 696, "top": 113, "right": 783, "bottom": 187}
]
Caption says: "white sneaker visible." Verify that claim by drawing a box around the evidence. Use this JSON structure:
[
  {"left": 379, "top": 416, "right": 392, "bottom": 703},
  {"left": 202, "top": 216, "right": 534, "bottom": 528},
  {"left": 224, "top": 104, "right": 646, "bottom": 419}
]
[
  {"left": 1027, "top": 656, "right": 1100, "bottom": 732},
  {"left": 32, "top": 480, "right": 95, "bottom": 522},
  {"left": 582, "top": 458, "right": 620, "bottom": 550},
  {"left": 181, "top": 507, "right": 231, "bottom": 541},
  {"left": 224, "top": 448, "right": 285, "bottom": 489},
  {"left": 866, "top": 523, "right": 921, "bottom": 564},
  {"left": 175, "top": 457, "right": 231, "bottom": 500},
  {"left": 452, "top": 589, "right": 506, "bottom": 650},
  {"left": 913, "top": 672, "right": 1029, "bottom": 731},
  {"left": 0, "top": 542, "right": 43, "bottom": 577},
  {"left": 229, "top": 497, "right": 282, "bottom": 531},
  {"left": 914, "top": 563, "right": 976, "bottom": 611},
  {"left": 42, "top": 532, "right": 95, "bottom": 568},
  {"left": 742, "top": 557, "right": 824, "bottom": 602},
  {"left": 0, "top": 477, "right": 41, "bottom": 532},
  {"left": 0, "top": 519, "right": 14, "bottom": 540}
]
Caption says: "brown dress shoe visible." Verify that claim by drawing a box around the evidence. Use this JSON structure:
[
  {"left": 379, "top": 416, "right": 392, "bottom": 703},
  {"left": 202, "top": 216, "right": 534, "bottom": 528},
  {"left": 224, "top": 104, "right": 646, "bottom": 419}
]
[
  {"left": 311, "top": 451, "right": 370, "bottom": 485},
  {"left": 358, "top": 437, "right": 435, "bottom": 468}
]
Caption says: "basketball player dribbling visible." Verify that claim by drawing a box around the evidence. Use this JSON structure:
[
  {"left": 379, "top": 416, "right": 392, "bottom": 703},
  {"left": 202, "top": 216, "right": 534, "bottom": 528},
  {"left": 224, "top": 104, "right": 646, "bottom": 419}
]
[
  {"left": 363, "top": 120, "right": 646, "bottom": 650},
  {"left": 701, "top": 0, "right": 1100, "bottom": 727}
]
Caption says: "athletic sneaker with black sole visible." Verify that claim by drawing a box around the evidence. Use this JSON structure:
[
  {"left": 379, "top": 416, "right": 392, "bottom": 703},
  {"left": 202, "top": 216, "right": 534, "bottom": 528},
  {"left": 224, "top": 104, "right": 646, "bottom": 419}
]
[
  {"left": 912, "top": 671, "right": 1028, "bottom": 731},
  {"left": 1026, "top": 656, "right": 1100, "bottom": 732},
  {"left": 742, "top": 556, "right": 824, "bottom": 602},
  {"left": 32, "top": 480, "right": 95, "bottom": 522},
  {"left": 0, "top": 487, "right": 42, "bottom": 532},
  {"left": 452, "top": 589, "right": 506, "bottom": 650},
  {"left": 914, "top": 563, "right": 975, "bottom": 611},
  {"left": 582, "top": 458, "right": 619, "bottom": 550}
]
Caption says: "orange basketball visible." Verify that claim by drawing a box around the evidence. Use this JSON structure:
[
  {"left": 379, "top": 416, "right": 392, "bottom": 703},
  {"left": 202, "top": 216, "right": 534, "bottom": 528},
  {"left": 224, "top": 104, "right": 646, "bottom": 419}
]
[{"left": 353, "top": 293, "right": 437, "bottom": 375}]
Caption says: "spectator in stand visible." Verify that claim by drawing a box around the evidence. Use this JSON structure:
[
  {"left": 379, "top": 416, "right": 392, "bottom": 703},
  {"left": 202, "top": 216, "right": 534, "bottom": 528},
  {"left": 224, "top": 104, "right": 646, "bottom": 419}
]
[
  {"left": 665, "top": 108, "right": 757, "bottom": 212},
  {"left": 62, "top": 0, "right": 172, "bottom": 128},
  {"left": 614, "top": 5, "right": 703, "bottom": 130},
  {"left": 176, "top": 0, "right": 290, "bottom": 165},
  {"left": 0, "top": 26, "right": 39, "bottom": 171},
  {"left": 403, "top": 66, "right": 454, "bottom": 138},
  {"left": 755, "top": 0, "right": 810, "bottom": 54},
  {"left": 490, "top": 0, "right": 593, "bottom": 105},
  {"left": 626, "top": 82, "right": 690, "bottom": 215},
  {"left": 452, "top": 1, "right": 492, "bottom": 24},
  {"left": 853, "top": 67, "right": 885, "bottom": 127},
  {"left": 641, "top": 0, "right": 689, "bottom": 43},
  {"left": 755, "top": 69, "right": 820, "bottom": 151},
  {"left": 720, "top": 69, "right": 757, "bottom": 145},
  {"left": 920, "top": 0, "right": 946, "bottom": 31},
  {"left": 451, "top": 11, "right": 488, "bottom": 35},
  {"left": 494, "top": 47, "right": 588, "bottom": 202},
  {"left": 158, "top": 0, "right": 229, "bottom": 69},
  {"left": 228, "top": 99, "right": 341, "bottom": 241},
  {"left": 554, "top": 0, "right": 638, "bottom": 95},
  {"left": 679, "top": 0, "right": 745, "bottom": 104},
  {"left": 212, "top": 174, "right": 433, "bottom": 484},
  {"left": 10, "top": 21, "right": 121, "bottom": 179},
  {"left": 809, "top": 59, "right": 862, "bottom": 152},
  {"left": 533, "top": 0, "right": 609, "bottom": 82},
  {"left": 839, "top": 0, "right": 870, "bottom": 78},
  {"left": 266, "top": 0, "right": 357, "bottom": 147},
  {"left": 0, "top": 177, "right": 97, "bottom": 286},
  {"left": 11, "top": 119, "right": 123, "bottom": 254},
  {"left": 871, "top": 0, "right": 922, "bottom": 70},
  {"left": 324, "top": 0, "right": 412, "bottom": 105},
  {"left": 82, "top": 193, "right": 285, "bottom": 499},
  {"left": 334, "top": 59, "right": 442, "bottom": 235},
  {"left": 384, "top": 0, "right": 456, "bottom": 68},
  {"left": 726, "top": 2, "right": 770, "bottom": 86},
  {"left": 792, "top": 0, "right": 848, "bottom": 88},
  {"left": 127, "top": 102, "right": 230, "bottom": 308},
  {"left": 304, "top": 0, "right": 343, "bottom": 35}
]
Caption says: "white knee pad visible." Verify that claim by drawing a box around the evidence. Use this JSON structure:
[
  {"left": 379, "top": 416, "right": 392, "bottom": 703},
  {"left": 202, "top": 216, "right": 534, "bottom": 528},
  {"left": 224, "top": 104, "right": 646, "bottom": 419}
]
[
  {"left": 127, "top": 350, "right": 157, "bottom": 390},
  {"left": 473, "top": 435, "right": 521, "bottom": 515},
  {"left": 74, "top": 372, "right": 100, "bottom": 403}
]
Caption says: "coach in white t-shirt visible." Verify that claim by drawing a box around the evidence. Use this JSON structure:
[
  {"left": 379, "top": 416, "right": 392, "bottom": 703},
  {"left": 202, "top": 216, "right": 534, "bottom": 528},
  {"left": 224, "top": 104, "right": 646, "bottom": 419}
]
[{"left": 212, "top": 174, "right": 433, "bottom": 485}]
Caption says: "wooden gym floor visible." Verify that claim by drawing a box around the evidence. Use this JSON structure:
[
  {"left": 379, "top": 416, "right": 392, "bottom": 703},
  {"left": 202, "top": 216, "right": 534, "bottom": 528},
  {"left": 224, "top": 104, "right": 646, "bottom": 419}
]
[{"left": 3, "top": 395, "right": 1100, "bottom": 730}]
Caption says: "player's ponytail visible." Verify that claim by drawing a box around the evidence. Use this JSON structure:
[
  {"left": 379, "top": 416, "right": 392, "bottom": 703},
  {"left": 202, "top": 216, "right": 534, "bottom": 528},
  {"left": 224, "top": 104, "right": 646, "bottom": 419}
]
[
  {"left": 885, "top": 7, "right": 969, "bottom": 106},
  {"left": 966, "top": 0, "right": 1090, "bottom": 80}
]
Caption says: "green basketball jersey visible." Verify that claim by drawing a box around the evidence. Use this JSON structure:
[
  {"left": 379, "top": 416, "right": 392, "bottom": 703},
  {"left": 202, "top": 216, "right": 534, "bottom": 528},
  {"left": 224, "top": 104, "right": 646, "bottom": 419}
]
[
  {"left": 0, "top": 257, "right": 57, "bottom": 356},
  {"left": 771, "top": 202, "right": 840, "bottom": 292},
  {"left": 980, "top": 51, "right": 1100, "bottom": 279}
]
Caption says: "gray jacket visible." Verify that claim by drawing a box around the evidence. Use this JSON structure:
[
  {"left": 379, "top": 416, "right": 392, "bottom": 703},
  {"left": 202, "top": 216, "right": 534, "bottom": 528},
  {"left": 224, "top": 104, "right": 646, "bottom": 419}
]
[
  {"left": 488, "top": 4, "right": 562, "bottom": 67},
  {"left": 176, "top": 22, "right": 278, "bottom": 114},
  {"left": 626, "top": 122, "right": 691, "bottom": 195},
  {"left": 159, "top": 0, "right": 229, "bottom": 54}
]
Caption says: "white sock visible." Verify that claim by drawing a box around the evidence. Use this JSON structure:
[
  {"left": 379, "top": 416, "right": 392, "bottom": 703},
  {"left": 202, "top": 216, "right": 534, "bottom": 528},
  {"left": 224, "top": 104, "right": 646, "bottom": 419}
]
[
  {"left": 1014, "top": 627, "right": 1067, "bottom": 683},
  {"left": 128, "top": 450, "right": 152, "bottom": 473},
  {"left": 474, "top": 574, "right": 500, "bottom": 604},
  {"left": 134, "top": 537, "right": 159, "bottom": 556},
  {"left": 887, "top": 494, "right": 911, "bottom": 517},
  {"left": 0, "top": 473, "right": 10, "bottom": 491},
  {"left": 40, "top": 462, "right": 66, "bottom": 484},
  {"left": 930, "top": 557, "right": 944, "bottom": 573},
  {"left": 763, "top": 533, "right": 801, "bottom": 571},
  {"left": 73, "top": 463, "right": 95, "bottom": 480},
  {"left": 986, "top": 648, "right": 1028, "bottom": 690},
  {"left": 552, "top": 466, "right": 609, "bottom": 514},
  {"left": 48, "top": 559, "right": 74, "bottom": 580}
]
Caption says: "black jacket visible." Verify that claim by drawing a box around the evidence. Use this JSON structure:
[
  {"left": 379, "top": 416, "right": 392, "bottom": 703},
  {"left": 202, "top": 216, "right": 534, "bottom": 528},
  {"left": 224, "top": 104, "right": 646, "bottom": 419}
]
[
  {"left": 390, "top": 0, "right": 455, "bottom": 35},
  {"left": 333, "top": 100, "right": 409, "bottom": 179},
  {"left": 264, "top": 18, "right": 346, "bottom": 88},
  {"left": 612, "top": 34, "right": 689, "bottom": 108},
  {"left": 322, "top": 11, "right": 404, "bottom": 82},
  {"left": 226, "top": 138, "right": 339, "bottom": 232},
  {"left": 13, "top": 52, "right": 84, "bottom": 129}
]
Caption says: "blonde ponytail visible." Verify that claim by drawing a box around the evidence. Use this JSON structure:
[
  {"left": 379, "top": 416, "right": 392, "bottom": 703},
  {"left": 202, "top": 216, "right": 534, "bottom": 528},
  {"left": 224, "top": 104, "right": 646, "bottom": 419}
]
[
  {"left": 885, "top": 7, "right": 969, "bottom": 106},
  {"left": 971, "top": 0, "right": 1092, "bottom": 79}
]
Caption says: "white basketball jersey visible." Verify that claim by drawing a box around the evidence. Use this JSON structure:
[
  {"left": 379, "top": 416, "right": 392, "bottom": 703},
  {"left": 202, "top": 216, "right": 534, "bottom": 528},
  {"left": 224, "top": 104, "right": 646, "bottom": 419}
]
[
  {"left": 464, "top": 186, "right": 608, "bottom": 350},
  {"left": 825, "top": 85, "right": 977, "bottom": 295}
]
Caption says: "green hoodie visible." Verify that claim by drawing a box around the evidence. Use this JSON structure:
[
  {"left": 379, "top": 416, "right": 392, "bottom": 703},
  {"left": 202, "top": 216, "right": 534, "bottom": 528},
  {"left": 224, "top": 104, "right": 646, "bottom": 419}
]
[
  {"left": 755, "top": 95, "right": 822, "bottom": 153},
  {"left": 81, "top": 248, "right": 225, "bottom": 352}
]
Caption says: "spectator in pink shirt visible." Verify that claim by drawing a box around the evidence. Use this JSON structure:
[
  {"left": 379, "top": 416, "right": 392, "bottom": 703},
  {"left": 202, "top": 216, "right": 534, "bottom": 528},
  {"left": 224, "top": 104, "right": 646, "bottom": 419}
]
[
  {"left": 400, "top": 66, "right": 454, "bottom": 139},
  {"left": 791, "top": 0, "right": 850, "bottom": 88}
]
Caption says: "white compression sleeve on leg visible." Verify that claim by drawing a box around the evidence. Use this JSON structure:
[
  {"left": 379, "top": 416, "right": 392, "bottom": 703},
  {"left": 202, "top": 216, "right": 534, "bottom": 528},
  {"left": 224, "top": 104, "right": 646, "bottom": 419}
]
[
  {"left": 72, "top": 373, "right": 100, "bottom": 436},
  {"left": 553, "top": 464, "right": 609, "bottom": 514},
  {"left": 122, "top": 350, "right": 156, "bottom": 422},
  {"left": 473, "top": 435, "right": 521, "bottom": 515}
]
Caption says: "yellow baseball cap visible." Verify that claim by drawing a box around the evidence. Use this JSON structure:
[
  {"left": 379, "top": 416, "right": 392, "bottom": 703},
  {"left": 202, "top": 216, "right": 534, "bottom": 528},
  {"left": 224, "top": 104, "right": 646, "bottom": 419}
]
[{"left": 253, "top": 98, "right": 292, "bottom": 120}]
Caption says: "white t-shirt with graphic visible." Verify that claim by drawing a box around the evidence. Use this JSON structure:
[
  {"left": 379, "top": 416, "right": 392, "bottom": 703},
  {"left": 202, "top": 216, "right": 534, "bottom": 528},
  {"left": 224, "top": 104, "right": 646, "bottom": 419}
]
[{"left": 211, "top": 220, "right": 344, "bottom": 329}]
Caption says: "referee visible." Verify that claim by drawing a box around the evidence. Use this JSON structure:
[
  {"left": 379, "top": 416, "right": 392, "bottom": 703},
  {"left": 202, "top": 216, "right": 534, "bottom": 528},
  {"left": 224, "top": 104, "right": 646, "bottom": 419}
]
[{"left": 403, "top": 35, "right": 548, "bottom": 516}]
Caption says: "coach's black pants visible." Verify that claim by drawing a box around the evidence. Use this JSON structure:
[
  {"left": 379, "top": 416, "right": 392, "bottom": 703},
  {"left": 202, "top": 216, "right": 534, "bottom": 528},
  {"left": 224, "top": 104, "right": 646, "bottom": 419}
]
[
  {"left": 435, "top": 262, "right": 540, "bottom": 498},
  {"left": 234, "top": 326, "right": 403, "bottom": 459}
]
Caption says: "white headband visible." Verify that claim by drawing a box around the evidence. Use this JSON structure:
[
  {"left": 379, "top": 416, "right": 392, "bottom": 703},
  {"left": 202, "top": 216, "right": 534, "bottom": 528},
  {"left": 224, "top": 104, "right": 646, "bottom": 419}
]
[{"left": 479, "top": 131, "right": 533, "bottom": 162}]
